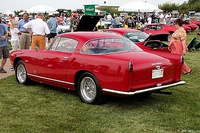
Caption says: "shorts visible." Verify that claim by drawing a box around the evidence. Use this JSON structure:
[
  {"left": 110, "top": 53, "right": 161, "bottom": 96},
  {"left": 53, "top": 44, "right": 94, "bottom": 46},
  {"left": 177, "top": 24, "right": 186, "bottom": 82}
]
[
  {"left": 0, "top": 46, "right": 9, "bottom": 59},
  {"left": 49, "top": 33, "right": 57, "bottom": 39}
]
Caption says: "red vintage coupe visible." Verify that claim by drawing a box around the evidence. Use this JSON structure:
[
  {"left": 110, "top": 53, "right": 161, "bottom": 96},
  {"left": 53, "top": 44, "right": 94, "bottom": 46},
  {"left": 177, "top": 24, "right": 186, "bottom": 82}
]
[
  {"left": 141, "top": 23, "right": 176, "bottom": 35},
  {"left": 10, "top": 32, "right": 185, "bottom": 105},
  {"left": 183, "top": 19, "right": 198, "bottom": 31},
  {"left": 168, "top": 20, "right": 193, "bottom": 33}
]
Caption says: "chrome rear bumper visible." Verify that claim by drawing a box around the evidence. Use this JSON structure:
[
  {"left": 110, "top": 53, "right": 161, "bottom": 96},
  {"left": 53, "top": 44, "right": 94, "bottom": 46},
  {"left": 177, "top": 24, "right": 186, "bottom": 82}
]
[{"left": 102, "top": 81, "right": 185, "bottom": 96}]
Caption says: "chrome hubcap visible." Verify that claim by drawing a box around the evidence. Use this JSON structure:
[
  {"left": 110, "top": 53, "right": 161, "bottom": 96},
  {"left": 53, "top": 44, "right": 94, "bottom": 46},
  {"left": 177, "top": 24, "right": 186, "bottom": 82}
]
[
  {"left": 17, "top": 64, "right": 26, "bottom": 83},
  {"left": 80, "top": 77, "right": 96, "bottom": 102}
]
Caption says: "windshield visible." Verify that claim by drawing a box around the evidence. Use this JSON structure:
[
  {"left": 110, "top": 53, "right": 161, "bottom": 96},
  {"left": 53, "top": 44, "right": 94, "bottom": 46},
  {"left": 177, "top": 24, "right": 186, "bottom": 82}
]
[
  {"left": 124, "top": 31, "right": 149, "bottom": 42},
  {"left": 81, "top": 37, "right": 143, "bottom": 54}
]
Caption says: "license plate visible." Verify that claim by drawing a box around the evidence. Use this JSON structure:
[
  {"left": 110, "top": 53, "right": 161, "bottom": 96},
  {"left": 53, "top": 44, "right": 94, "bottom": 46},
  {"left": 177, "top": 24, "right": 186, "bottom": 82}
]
[{"left": 152, "top": 69, "right": 164, "bottom": 79}]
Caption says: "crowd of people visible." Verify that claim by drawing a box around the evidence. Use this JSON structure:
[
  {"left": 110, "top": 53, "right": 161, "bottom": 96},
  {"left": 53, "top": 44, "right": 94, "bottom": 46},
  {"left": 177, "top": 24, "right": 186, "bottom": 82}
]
[
  {"left": 0, "top": 12, "right": 59, "bottom": 73},
  {"left": 104, "top": 12, "right": 189, "bottom": 29}
]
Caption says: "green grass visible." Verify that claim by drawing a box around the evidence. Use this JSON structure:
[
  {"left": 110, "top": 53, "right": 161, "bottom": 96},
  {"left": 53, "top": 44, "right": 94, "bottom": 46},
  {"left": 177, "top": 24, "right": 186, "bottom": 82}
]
[{"left": 0, "top": 32, "right": 200, "bottom": 133}]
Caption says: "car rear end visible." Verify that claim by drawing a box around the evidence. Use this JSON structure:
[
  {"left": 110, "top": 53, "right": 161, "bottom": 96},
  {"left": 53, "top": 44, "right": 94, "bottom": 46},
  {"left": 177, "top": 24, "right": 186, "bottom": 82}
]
[
  {"left": 129, "top": 52, "right": 182, "bottom": 91},
  {"left": 102, "top": 51, "right": 184, "bottom": 95}
]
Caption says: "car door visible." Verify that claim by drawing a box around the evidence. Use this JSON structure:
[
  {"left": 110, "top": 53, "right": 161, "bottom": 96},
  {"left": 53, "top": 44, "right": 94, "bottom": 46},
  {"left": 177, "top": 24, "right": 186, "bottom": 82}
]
[{"left": 37, "top": 37, "right": 78, "bottom": 82}]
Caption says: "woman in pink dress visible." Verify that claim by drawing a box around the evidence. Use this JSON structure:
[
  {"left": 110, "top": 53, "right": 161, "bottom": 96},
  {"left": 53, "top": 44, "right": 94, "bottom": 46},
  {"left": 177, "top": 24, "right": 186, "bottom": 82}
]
[{"left": 168, "top": 19, "right": 191, "bottom": 75}]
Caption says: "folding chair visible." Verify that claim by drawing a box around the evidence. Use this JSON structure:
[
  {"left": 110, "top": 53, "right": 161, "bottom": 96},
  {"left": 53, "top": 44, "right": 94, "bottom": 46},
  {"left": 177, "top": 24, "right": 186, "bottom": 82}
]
[
  {"left": 194, "top": 41, "right": 200, "bottom": 50},
  {"left": 187, "top": 37, "right": 198, "bottom": 51}
]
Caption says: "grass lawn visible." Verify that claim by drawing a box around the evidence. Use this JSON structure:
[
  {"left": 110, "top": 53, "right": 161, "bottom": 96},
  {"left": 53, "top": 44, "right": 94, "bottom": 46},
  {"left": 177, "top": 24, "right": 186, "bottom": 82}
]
[{"left": 0, "top": 31, "right": 199, "bottom": 133}]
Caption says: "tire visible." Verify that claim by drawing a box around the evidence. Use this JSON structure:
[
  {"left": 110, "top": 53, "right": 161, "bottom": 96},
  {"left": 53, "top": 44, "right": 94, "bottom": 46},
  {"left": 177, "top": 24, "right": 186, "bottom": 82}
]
[
  {"left": 15, "top": 60, "right": 30, "bottom": 85},
  {"left": 77, "top": 72, "right": 103, "bottom": 105}
]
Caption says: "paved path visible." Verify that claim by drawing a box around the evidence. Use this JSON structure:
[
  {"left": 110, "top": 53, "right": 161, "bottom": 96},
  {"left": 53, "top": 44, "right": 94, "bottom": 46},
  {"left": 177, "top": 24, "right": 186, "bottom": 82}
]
[{"left": 0, "top": 60, "right": 15, "bottom": 80}]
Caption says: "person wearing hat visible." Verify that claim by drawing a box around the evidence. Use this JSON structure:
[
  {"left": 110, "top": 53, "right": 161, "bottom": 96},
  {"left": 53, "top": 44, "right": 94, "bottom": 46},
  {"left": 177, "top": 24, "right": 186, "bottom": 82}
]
[
  {"left": 71, "top": 14, "right": 79, "bottom": 32},
  {"left": 0, "top": 19, "right": 9, "bottom": 73},
  {"left": 47, "top": 13, "right": 58, "bottom": 43}
]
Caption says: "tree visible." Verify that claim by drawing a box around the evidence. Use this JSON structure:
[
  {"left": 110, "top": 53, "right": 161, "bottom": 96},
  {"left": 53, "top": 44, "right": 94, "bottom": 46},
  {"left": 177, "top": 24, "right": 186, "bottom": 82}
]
[
  {"left": 14, "top": 10, "right": 25, "bottom": 16},
  {"left": 179, "top": 2, "right": 190, "bottom": 14},
  {"left": 97, "top": 6, "right": 119, "bottom": 15},
  {"left": 158, "top": 2, "right": 179, "bottom": 12}
]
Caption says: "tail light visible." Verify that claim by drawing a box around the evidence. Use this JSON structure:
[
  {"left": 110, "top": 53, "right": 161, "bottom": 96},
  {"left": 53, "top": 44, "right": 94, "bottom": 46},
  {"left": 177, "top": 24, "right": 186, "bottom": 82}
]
[{"left": 129, "top": 60, "right": 133, "bottom": 72}]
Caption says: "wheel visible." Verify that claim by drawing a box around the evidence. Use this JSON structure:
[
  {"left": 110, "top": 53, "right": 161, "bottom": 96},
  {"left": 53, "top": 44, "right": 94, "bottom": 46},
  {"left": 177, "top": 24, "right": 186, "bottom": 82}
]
[
  {"left": 77, "top": 72, "right": 102, "bottom": 105},
  {"left": 15, "top": 60, "right": 30, "bottom": 85}
]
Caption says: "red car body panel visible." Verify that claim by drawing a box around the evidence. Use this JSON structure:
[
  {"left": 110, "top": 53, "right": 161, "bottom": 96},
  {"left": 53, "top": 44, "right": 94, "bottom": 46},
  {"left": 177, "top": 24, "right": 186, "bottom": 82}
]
[{"left": 10, "top": 32, "right": 184, "bottom": 97}]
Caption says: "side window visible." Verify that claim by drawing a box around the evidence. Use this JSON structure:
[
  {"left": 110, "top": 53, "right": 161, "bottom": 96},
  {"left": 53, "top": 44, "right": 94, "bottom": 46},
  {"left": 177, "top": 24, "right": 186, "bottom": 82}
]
[{"left": 51, "top": 37, "right": 78, "bottom": 52}]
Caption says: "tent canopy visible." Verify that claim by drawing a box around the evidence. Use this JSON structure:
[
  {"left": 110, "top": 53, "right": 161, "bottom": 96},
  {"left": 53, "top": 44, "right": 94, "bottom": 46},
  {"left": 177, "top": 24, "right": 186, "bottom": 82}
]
[
  {"left": 118, "top": 1, "right": 161, "bottom": 12},
  {"left": 4, "top": 10, "right": 14, "bottom": 15},
  {"left": 27, "top": 5, "right": 56, "bottom": 13}
]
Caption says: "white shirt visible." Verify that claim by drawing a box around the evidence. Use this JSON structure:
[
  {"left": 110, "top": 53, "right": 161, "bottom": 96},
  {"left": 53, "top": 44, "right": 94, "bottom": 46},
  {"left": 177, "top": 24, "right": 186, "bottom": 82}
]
[
  {"left": 23, "top": 18, "right": 50, "bottom": 36},
  {"left": 147, "top": 17, "right": 152, "bottom": 24},
  {"left": 107, "top": 14, "right": 112, "bottom": 21},
  {"left": 10, "top": 28, "right": 20, "bottom": 40}
]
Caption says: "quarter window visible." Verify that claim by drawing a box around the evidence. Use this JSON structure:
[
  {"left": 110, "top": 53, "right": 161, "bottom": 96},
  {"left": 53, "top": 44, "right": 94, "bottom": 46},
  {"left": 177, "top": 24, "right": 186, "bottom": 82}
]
[{"left": 50, "top": 37, "right": 78, "bottom": 52}]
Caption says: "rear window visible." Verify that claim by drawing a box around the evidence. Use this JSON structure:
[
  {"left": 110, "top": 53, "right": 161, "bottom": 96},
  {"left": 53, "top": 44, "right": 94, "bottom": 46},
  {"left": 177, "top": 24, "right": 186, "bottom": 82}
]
[{"left": 81, "top": 38, "right": 143, "bottom": 54}]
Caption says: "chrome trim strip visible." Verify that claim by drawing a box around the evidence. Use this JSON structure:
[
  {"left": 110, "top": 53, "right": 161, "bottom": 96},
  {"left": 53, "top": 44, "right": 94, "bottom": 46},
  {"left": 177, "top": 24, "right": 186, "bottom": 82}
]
[
  {"left": 28, "top": 73, "right": 74, "bottom": 85},
  {"left": 102, "top": 81, "right": 185, "bottom": 96}
]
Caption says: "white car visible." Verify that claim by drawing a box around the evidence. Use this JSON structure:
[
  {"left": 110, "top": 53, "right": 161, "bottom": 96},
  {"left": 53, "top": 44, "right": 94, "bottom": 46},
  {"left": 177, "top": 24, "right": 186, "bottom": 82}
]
[{"left": 57, "top": 21, "right": 71, "bottom": 33}]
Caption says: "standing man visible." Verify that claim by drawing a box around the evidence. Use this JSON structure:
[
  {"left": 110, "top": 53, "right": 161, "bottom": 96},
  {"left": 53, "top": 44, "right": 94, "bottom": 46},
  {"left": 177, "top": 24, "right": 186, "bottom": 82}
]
[
  {"left": 18, "top": 13, "right": 31, "bottom": 49},
  {"left": 0, "top": 19, "right": 9, "bottom": 73},
  {"left": 47, "top": 13, "right": 58, "bottom": 43},
  {"left": 23, "top": 13, "right": 50, "bottom": 50},
  {"left": 71, "top": 14, "right": 80, "bottom": 32}
]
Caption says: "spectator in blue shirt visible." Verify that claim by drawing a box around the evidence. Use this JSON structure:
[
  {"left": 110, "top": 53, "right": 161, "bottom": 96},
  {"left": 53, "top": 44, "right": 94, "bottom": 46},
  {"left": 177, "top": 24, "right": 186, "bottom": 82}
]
[
  {"left": 47, "top": 13, "right": 58, "bottom": 43},
  {"left": 0, "top": 19, "right": 9, "bottom": 73}
]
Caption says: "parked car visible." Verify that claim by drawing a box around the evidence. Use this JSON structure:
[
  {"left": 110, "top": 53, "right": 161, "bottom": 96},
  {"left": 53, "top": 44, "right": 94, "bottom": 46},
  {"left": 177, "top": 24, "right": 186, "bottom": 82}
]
[
  {"left": 57, "top": 21, "right": 72, "bottom": 33},
  {"left": 10, "top": 32, "right": 185, "bottom": 105},
  {"left": 168, "top": 20, "right": 192, "bottom": 33},
  {"left": 141, "top": 23, "right": 176, "bottom": 35},
  {"left": 96, "top": 18, "right": 111, "bottom": 29},
  {"left": 105, "top": 28, "right": 169, "bottom": 52},
  {"left": 183, "top": 19, "right": 198, "bottom": 31},
  {"left": 191, "top": 19, "right": 200, "bottom": 28}
]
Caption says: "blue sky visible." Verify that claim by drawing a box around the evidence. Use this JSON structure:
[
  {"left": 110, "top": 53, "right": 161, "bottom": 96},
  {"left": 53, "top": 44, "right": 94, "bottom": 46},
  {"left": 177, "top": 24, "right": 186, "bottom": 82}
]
[{"left": 1, "top": 0, "right": 187, "bottom": 12}]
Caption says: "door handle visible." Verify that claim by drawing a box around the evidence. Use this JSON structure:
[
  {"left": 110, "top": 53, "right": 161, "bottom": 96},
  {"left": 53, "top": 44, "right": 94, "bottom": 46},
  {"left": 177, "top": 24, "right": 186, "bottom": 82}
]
[{"left": 63, "top": 57, "right": 69, "bottom": 59}]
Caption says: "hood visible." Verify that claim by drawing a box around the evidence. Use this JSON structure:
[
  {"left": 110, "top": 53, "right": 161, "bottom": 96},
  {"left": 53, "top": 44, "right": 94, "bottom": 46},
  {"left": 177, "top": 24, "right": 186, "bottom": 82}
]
[{"left": 75, "top": 15, "right": 103, "bottom": 31}]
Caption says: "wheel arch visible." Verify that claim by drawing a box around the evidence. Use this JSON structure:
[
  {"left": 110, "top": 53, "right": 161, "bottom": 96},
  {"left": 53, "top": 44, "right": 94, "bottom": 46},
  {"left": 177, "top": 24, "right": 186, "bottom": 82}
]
[
  {"left": 13, "top": 57, "right": 22, "bottom": 69},
  {"left": 74, "top": 70, "right": 98, "bottom": 90}
]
